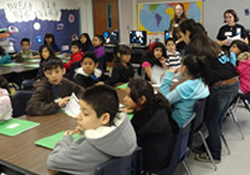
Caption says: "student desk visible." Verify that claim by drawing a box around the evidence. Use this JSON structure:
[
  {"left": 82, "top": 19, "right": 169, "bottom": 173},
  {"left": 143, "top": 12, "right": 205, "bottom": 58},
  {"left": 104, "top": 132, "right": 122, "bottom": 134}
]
[{"left": 0, "top": 113, "right": 76, "bottom": 175}]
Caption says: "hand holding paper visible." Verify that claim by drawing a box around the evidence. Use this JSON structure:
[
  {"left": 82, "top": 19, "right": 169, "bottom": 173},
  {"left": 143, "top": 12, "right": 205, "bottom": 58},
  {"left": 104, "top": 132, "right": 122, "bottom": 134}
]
[{"left": 62, "top": 93, "right": 81, "bottom": 118}]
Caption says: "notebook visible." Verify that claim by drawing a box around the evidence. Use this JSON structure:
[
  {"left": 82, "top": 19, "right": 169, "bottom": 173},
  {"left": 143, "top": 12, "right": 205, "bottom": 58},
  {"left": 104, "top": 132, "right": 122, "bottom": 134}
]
[
  {"left": 0, "top": 118, "right": 40, "bottom": 137},
  {"left": 116, "top": 83, "right": 128, "bottom": 89},
  {"left": 35, "top": 131, "right": 83, "bottom": 150}
]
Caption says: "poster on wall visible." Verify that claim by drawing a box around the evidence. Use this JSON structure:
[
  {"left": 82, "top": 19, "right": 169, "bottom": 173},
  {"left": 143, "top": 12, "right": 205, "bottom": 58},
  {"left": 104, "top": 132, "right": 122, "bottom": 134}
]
[
  {"left": 138, "top": 1, "right": 202, "bottom": 43},
  {"left": 0, "top": 0, "right": 80, "bottom": 53}
]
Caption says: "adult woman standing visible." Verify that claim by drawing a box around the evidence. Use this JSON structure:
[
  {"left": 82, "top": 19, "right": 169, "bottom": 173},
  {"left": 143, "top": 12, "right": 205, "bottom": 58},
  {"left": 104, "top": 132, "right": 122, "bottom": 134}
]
[
  {"left": 168, "top": 3, "right": 187, "bottom": 55},
  {"left": 217, "top": 9, "right": 249, "bottom": 51},
  {"left": 179, "top": 19, "right": 239, "bottom": 163}
]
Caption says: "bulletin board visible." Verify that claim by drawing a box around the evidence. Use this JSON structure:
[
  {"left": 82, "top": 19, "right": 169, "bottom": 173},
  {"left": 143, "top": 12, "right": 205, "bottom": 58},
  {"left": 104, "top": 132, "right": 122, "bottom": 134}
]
[{"left": 0, "top": 0, "right": 80, "bottom": 53}]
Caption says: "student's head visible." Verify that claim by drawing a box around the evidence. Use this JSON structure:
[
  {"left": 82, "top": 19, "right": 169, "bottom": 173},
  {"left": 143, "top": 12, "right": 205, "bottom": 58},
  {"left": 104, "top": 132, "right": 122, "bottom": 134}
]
[
  {"left": 124, "top": 79, "right": 170, "bottom": 111},
  {"left": 71, "top": 41, "right": 82, "bottom": 55},
  {"left": 114, "top": 45, "right": 132, "bottom": 64},
  {"left": 224, "top": 9, "right": 239, "bottom": 25},
  {"left": 151, "top": 42, "right": 166, "bottom": 59},
  {"left": 229, "top": 40, "right": 249, "bottom": 56},
  {"left": 165, "top": 38, "right": 176, "bottom": 53},
  {"left": 0, "top": 76, "right": 10, "bottom": 93},
  {"left": 92, "top": 35, "right": 104, "bottom": 47},
  {"left": 80, "top": 52, "right": 98, "bottom": 75},
  {"left": 77, "top": 85, "right": 119, "bottom": 131},
  {"left": 174, "top": 3, "right": 186, "bottom": 19},
  {"left": 180, "top": 54, "right": 210, "bottom": 85},
  {"left": 20, "top": 38, "right": 31, "bottom": 52},
  {"left": 43, "top": 58, "right": 65, "bottom": 85},
  {"left": 80, "top": 33, "right": 92, "bottom": 45},
  {"left": 39, "top": 45, "right": 55, "bottom": 61},
  {"left": 44, "top": 33, "right": 55, "bottom": 45}
]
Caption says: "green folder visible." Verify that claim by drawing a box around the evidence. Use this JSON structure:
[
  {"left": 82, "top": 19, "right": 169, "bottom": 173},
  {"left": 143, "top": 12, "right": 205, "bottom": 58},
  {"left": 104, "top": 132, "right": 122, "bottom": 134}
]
[
  {"left": 35, "top": 131, "right": 83, "bottom": 150},
  {"left": 62, "top": 60, "right": 68, "bottom": 63},
  {"left": 25, "top": 59, "right": 41, "bottom": 63},
  {"left": 116, "top": 83, "right": 128, "bottom": 89},
  {"left": 0, "top": 118, "right": 40, "bottom": 137},
  {"left": 2, "top": 62, "right": 23, "bottom": 67},
  {"left": 128, "top": 113, "right": 134, "bottom": 120},
  {"left": 56, "top": 54, "right": 64, "bottom": 58},
  {"left": 24, "top": 64, "right": 40, "bottom": 68}
]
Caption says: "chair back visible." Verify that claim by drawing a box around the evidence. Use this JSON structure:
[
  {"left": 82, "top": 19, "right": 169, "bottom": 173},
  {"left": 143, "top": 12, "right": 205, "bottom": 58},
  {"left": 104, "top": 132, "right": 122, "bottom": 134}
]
[
  {"left": 97, "top": 55, "right": 107, "bottom": 72},
  {"left": 158, "top": 114, "right": 195, "bottom": 175},
  {"left": 94, "top": 147, "right": 142, "bottom": 175},
  {"left": 12, "top": 90, "right": 33, "bottom": 117}
]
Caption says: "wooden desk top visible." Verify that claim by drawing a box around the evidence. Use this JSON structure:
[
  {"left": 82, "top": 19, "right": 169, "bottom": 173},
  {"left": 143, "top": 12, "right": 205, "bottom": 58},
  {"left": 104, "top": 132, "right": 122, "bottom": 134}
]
[
  {"left": 0, "top": 62, "right": 39, "bottom": 76},
  {"left": 0, "top": 113, "right": 77, "bottom": 175}
]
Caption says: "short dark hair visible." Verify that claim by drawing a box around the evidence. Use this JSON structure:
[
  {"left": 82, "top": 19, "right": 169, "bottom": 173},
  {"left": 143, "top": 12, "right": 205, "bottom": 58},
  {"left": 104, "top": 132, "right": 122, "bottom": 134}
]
[
  {"left": 94, "top": 35, "right": 104, "bottom": 46},
  {"left": 71, "top": 40, "right": 82, "bottom": 49},
  {"left": 165, "top": 38, "right": 175, "bottom": 45},
  {"left": 44, "top": 33, "right": 55, "bottom": 44},
  {"left": 81, "top": 52, "right": 98, "bottom": 63},
  {"left": 230, "top": 40, "right": 249, "bottom": 52},
  {"left": 224, "top": 9, "right": 239, "bottom": 22},
  {"left": 21, "top": 38, "right": 30, "bottom": 45},
  {"left": 43, "top": 57, "right": 64, "bottom": 71},
  {"left": 79, "top": 85, "right": 119, "bottom": 123}
]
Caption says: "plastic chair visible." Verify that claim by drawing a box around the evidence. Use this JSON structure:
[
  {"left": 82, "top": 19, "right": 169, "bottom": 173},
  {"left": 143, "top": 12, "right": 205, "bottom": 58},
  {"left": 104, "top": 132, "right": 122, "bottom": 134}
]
[
  {"left": 158, "top": 114, "right": 196, "bottom": 175},
  {"left": 188, "top": 98, "right": 217, "bottom": 170},
  {"left": 12, "top": 90, "right": 33, "bottom": 117},
  {"left": 94, "top": 147, "right": 142, "bottom": 175}
]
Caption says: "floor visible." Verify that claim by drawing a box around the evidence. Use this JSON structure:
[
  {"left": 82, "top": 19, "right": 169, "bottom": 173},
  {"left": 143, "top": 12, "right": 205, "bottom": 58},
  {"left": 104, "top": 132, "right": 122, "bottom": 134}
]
[{"left": 173, "top": 104, "right": 250, "bottom": 175}]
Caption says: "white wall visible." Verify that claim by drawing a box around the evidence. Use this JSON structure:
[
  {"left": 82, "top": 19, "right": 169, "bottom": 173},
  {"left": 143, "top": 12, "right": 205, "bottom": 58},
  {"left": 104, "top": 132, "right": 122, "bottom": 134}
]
[
  {"left": 79, "top": 0, "right": 94, "bottom": 38},
  {"left": 203, "top": 0, "right": 250, "bottom": 40}
]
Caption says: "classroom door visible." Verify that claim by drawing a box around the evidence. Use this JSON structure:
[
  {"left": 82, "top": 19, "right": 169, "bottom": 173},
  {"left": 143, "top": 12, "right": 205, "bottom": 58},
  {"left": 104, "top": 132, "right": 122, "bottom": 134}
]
[{"left": 93, "top": 0, "right": 119, "bottom": 35}]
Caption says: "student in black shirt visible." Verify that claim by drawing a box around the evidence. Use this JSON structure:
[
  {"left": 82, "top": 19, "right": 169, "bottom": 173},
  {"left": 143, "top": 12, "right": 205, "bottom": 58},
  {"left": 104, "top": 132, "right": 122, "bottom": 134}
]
[
  {"left": 179, "top": 19, "right": 239, "bottom": 163},
  {"left": 217, "top": 9, "right": 249, "bottom": 51}
]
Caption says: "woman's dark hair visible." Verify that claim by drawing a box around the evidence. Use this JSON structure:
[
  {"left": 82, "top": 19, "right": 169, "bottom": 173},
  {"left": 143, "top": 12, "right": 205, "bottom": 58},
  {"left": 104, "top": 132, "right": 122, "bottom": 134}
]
[
  {"left": 0, "top": 76, "right": 10, "bottom": 93},
  {"left": 224, "top": 9, "right": 239, "bottom": 23},
  {"left": 39, "top": 45, "right": 56, "bottom": 64},
  {"left": 179, "top": 19, "right": 221, "bottom": 59},
  {"left": 94, "top": 35, "right": 104, "bottom": 46},
  {"left": 113, "top": 45, "right": 132, "bottom": 64},
  {"left": 80, "top": 33, "right": 93, "bottom": 51},
  {"left": 148, "top": 42, "right": 167, "bottom": 58},
  {"left": 173, "top": 3, "right": 187, "bottom": 19},
  {"left": 128, "top": 79, "right": 171, "bottom": 110},
  {"left": 44, "top": 33, "right": 56, "bottom": 45},
  {"left": 0, "top": 45, "right": 5, "bottom": 56},
  {"left": 182, "top": 54, "right": 211, "bottom": 85},
  {"left": 230, "top": 40, "right": 249, "bottom": 53}
]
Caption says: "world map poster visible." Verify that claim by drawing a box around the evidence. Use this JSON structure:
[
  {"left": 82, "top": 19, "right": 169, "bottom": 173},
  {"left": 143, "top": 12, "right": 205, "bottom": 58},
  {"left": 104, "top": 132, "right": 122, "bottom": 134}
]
[{"left": 138, "top": 2, "right": 202, "bottom": 34}]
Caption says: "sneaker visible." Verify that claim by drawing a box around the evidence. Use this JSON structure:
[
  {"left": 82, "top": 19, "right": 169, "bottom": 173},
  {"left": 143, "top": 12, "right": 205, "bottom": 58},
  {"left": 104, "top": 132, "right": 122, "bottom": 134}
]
[
  {"left": 194, "top": 153, "right": 221, "bottom": 164},
  {"left": 192, "top": 145, "right": 206, "bottom": 154}
]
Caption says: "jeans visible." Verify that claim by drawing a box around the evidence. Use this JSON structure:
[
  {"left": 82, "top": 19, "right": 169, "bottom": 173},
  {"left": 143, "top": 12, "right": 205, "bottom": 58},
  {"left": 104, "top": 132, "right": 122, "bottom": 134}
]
[{"left": 204, "top": 80, "right": 239, "bottom": 160}]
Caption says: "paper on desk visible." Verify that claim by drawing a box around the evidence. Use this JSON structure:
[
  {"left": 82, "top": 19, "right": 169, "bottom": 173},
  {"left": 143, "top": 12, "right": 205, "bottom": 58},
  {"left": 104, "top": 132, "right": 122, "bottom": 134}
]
[
  {"left": 62, "top": 93, "right": 80, "bottom": 118},
  {"left": 151, "top": 65, "right": 165, "bottom": 84},
  {"left": 226, "top": 35, "right": 242, "bottom": 45}
]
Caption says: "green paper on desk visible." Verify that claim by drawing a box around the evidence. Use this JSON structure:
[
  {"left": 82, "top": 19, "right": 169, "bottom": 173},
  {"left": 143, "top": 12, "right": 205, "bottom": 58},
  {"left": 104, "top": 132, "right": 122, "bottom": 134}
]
[
  {"left": 56, "top": 54, "right": 64, "bottom": 58},
  {"left": 35, "top": 131, "right": 83, "bottom": 150},
  {"left": 25, "top": 59, "right": 40, "bottom": 63},
  {"left": 0, "top": 118, "right": 40, "bottom": 137},
  {"left": 2, "top": 62, "right": 23, "bottom": 67},
  {"left": 117, "top": 83, "right": 128, "bottom": 89},
  {"left": 24, "top": 64, "right": 40, "bottom": 68},
  {"left": 128, "top": 113, "right": 134, "bottom": 120}
]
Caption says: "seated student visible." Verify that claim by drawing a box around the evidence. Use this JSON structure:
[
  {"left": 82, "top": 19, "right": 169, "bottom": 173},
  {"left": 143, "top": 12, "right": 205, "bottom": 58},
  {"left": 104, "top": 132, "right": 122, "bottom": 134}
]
[
  {"left": 236, "top": 51, "right": 250, "bottom": 94},
  {"left": 0, "top": 76, "right": 12, "bottom": 121},
  {"left": 160, "top": 54, "right": 210, "bottom": 128},
  {"left": 73, "top": 52, "right": 110, "bottom": 88},
  {"left": 93, "top": 35, "right": 106, "bottom": 71},
  {"left": 47, "top": 85, "right": 137, "bottom": 175},
  {"left": 165, "top": 38, "right": 181, "bottom": 69},
  {"left": 43, "top": 33, "right": 60, "bottom": 55},
  {"left": 141, "top": 42, "right": 168, "bottom": 80},
  {"left": 80, "top": 33, "right": 95, "bottom": 52},
  {"left": 0, "top": 44, "right": 11, "bottom": 65},
  {"left": 25, "top": 58, "right": 84, "bottom": 116},
  {"left": 122, "top": 79, "right": 174, "bottom": 174},
  {"left": 105, "top": 45, "right": 134, "bottom": 86},
  {"left": 229, "top": 40, "right": 249, "bottom": 57},
  {"left": 64, "top": 41, "right": 84, "bottom": 71},
  {"left": 15, "top": 38, "right": 39, "bottom": 63}
]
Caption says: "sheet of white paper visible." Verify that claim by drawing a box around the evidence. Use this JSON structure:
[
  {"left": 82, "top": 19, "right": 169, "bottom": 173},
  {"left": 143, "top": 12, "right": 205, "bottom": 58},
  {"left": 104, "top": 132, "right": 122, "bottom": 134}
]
[
  {"left": 226, "top": 35, "right": 242, "bottom": 45},
  {"left": 62, "top": 93, "right": 80, "bottom": 118},
  {"left": 151, "top": 65, "right": 166, "bottom": 84}
]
